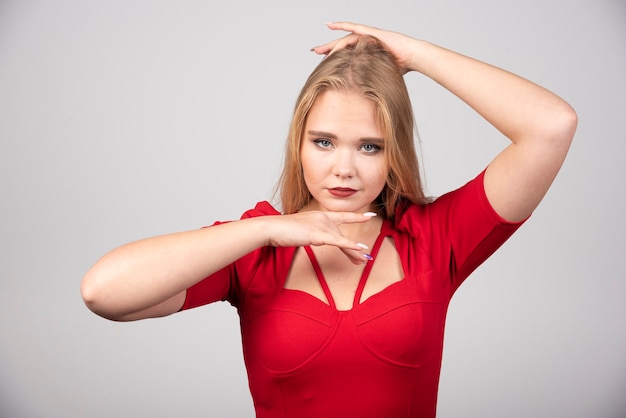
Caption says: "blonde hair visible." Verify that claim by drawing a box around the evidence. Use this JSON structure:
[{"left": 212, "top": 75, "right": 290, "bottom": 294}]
[{"left": 278, "top": 35, "right": 428, "bottom": 219}]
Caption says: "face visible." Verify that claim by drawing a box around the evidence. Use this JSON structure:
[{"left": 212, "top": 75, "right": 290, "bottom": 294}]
[{"left": 300, "top": 89, "right": 388, "bottom": 214}]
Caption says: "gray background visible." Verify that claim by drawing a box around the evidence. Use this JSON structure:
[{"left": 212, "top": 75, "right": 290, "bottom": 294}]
[{"left": 1, "top": 0, "right": 624, "bottom": 417}]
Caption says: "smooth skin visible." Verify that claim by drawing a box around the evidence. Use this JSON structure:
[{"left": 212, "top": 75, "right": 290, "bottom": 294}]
[
  {"left": 81, "top": 22, "right": 577, "bottom": 321},
  {"left": 301, "top": 89, "right": 388, "bottom": 215}
]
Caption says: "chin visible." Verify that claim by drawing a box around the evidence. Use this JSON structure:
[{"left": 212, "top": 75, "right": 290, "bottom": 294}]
[{"left": 320, "top": 200, "right": 371, "bottom": 213}]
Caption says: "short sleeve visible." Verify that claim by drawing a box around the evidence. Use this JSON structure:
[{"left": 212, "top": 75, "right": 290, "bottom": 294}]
[
  {"left": 179, "top": 201, "right": 281, "bottom": 311},
  {"left": 396, "top": 169, "right": 527, "bottom": 292}
]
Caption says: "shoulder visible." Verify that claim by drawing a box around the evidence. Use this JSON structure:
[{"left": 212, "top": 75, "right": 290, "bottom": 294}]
[
  {"left": 240, "top": 201, "right": 281, "bottom": 219},
  {"left": 393, "top": 169, "right": 520, "bottom": 236},
  {"left": 208, "top": 201, "right": 281, "bottom": 227}
]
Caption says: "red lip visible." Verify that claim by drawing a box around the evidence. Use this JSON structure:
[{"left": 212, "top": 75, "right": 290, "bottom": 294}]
[{"left": 328, "top": 187, "right": 357, "bottom": 197}]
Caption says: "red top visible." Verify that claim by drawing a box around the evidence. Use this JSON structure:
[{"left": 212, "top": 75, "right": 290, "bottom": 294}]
[{"left": 182, "top": 170, "right": 525, "bottom": 417}]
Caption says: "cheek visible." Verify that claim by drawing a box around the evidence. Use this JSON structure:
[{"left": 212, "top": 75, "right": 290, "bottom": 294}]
[
  {"left": 299, "top": 149, "right": 312, "bottom": 178},
  {"left": 300, "top": 151, "right": 323, "bottom": 187},
  {"left": 367, "top": 160, "right": 388, "bottom": 189}
]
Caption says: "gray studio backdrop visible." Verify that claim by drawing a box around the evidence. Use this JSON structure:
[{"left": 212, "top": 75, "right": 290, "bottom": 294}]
[{"left": 1, "top": 1, "right": 624, "bottom": 417}]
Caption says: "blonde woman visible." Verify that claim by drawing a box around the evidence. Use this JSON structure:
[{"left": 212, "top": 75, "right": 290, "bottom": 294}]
[{"left": 81, "top": 22, "right": 577, "bottom": 417}]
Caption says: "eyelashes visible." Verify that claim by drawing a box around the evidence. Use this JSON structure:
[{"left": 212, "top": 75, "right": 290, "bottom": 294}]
[
  {"left": 312, "top": 139, "right": 383, "bottom": 154},
  {"left": 360, "top": 143, "right": 382, "bottom": 153},
  {"left": 313, "top": 139, "right": 333, "bottom": 148}
]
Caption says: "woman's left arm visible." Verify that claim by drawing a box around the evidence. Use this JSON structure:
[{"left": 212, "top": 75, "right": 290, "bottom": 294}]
[{"left": 316, "top": 22, "right": 578, "bottom": 222}]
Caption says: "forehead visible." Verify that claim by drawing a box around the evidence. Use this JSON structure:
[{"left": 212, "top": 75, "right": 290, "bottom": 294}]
[{"left": 305, "top": 90, "right": 382, "bottom": 138}]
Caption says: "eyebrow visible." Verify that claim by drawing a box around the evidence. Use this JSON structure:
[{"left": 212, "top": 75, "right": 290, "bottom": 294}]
[{"left": 307, "top": 130, "right": 384, "bottom": 144}]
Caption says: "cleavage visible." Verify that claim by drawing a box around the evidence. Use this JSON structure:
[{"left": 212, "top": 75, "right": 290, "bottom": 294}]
[{"left": 284, "top": 235, "right": 404, "bottom": 311}]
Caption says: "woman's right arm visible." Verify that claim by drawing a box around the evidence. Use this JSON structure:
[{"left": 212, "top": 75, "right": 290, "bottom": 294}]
[
  {"left": 81, "top": 218, "right": 270, "bottom": 321},
  {"left": 81, "top": 211, "right": 373, "bottom": 321}
]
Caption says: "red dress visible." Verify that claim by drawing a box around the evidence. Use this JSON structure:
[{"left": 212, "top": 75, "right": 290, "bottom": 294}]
[{"left": 182, "top": 170, "right": 525, "bottom": 417}]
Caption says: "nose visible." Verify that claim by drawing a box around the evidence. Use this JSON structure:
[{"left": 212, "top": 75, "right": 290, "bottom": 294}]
[{"left": 332, "top": 148, "right": 355, "bottom": 178}]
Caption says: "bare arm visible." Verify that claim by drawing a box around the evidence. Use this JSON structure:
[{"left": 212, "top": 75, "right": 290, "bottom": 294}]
[
  {"left": 316, "top": 22, "right": 578, "bottom": 222},
  {"left": 81, "top": 219, "right": 269, "bottom": 321},
  {"left": 81, "top": 211, "right": 374, "bottom": 321},
  {"left": 408, "top": 39, "right": 577, "bottom": 221}
]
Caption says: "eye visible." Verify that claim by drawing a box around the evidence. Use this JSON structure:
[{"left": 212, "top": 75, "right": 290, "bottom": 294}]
[
  {"left": 313, "top": 139, "right": 333, "bottom": 149},
  {"left": 361, "top": 143, "right": 382, "bottom": 153}
]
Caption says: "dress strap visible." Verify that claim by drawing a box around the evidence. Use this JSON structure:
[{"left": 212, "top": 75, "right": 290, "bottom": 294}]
[
  {"left": 304, "top": 246, "right": 336, "bottom": 309},
  {"left": 352, "top": 220, "right": 389, "bottom": 307}
]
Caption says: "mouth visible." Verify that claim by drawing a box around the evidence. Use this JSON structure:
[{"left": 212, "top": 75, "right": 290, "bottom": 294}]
[{"left": 328, "top": 187, "right": 357, "bottom": 197}]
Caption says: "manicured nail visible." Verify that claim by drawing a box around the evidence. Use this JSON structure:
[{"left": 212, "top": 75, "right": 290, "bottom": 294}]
[
  {"left": 357, "top": 243, "right": 369, "bottom": 250},
  {"left": 364, "top": 212, "right": 377, "bottom": 217},
  {"left": 363, "top": 253, "right": 373, "bottom": 261}
]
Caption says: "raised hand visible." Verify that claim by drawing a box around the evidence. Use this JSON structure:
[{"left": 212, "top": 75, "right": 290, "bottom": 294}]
[
  {"left": 262, "top": 210, "right": 377, "bottom": 264},
  {"left": 311, "top": 22, "right": 420, "bottom": 74}
]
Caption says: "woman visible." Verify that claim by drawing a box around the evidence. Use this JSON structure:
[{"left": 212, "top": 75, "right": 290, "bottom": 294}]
[{"left": 81, "top": 22, "right": 577, "bottom": 417}]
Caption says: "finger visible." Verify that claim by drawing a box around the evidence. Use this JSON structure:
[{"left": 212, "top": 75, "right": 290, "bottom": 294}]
[
  {"left": 324, "top": 211, "right": 377, "bottom": 226},
  {"left": 326, "top": 21, "right": 379, "bottom": 36},
  {"left": 321, "top": 235, "right": 366, "bottom": 251},
  {"left": 317, "top": 237, "right": 369, "bottom": 265},
  {"left": 325, "top": 21, "right": 360, "bottom": 33},
  {"left": 326, "top": 34, "right": 360, "bottom": 56},
  {"left": 341, "top": 247, "right": 372, "bottom": 265},
  {"left": 310, "top": 40, "right": 339, "bottom": 55},
  {"left": 311, "top": 33, "right": 359, "bottom": 56}
]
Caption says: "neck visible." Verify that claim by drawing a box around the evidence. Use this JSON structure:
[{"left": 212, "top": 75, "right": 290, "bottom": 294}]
[{"left": 338, "top": 215, "right": 383, "bottom": 242}]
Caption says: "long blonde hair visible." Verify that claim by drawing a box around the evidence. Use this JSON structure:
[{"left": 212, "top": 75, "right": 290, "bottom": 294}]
[{"left": 278, "top": 35, "right": 428, "bottom": 219}]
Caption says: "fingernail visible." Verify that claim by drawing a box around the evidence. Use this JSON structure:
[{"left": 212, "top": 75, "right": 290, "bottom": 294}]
[
  {"left": 356, "top": 243, "right": 369, "bottom": 250},
  {"left": 364, "top": 212, "right": 377, "bottom": 217},
  {"left": 363, "top": 253, "right": 373, "bottom": 261}
]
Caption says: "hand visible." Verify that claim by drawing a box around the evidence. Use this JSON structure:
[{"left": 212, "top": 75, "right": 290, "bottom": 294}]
[
  {"left": 263, "top": 211, "right": 376, "bottom": 264},
  {"left": 311, "top": 22, "right": 421, "bottom": 74}
]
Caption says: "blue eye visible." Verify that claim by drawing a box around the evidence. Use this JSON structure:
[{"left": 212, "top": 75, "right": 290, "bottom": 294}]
[
  {"left": 313, "top": 139, "right": 333, "bottom": 148},
  {"left": 361, "top": 143, "right": 382, "bottom": 153}
]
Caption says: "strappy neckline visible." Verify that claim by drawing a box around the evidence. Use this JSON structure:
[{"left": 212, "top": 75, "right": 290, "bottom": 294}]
[{"left": 303, "top": 221, "right": 389, "bottom": 311}]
